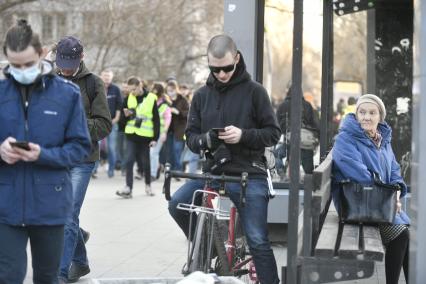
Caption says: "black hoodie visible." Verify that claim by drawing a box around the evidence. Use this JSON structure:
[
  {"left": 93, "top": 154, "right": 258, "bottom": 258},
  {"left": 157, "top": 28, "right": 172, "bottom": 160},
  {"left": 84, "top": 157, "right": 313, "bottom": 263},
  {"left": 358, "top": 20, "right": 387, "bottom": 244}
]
[{"left": 185, "top": 52, "right": 281, "bottom": 176}]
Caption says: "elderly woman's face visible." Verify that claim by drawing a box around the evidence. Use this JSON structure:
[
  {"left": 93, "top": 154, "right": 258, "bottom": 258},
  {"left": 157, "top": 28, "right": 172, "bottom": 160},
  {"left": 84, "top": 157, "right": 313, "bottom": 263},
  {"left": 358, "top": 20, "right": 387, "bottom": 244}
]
[{"left": 356, "top": 102, "right": 380, "bottom": 133}]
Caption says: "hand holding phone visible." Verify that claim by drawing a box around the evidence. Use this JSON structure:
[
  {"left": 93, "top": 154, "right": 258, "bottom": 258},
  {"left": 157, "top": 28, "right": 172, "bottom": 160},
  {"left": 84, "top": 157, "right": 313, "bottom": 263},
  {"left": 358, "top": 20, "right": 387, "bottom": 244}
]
[
  {"left": 212, "top": 128, "right": 225, "bottom": 134},
  {"left": 10, "top": 141, "right": 31, "bottom": 151}
]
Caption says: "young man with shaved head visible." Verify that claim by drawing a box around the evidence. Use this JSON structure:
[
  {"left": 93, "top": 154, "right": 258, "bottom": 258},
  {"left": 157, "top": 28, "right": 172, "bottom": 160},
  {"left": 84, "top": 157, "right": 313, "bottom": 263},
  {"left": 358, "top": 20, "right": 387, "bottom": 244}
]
[{"left": 169, "top": 34, "right": 281, "bottom": 284}]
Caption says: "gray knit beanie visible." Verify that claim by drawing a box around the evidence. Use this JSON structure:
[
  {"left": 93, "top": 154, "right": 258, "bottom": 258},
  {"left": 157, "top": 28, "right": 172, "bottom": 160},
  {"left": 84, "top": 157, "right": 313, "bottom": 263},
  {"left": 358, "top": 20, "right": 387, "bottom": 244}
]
[{"left": 355, "top": 94, "right": 386, "bottom": 122}]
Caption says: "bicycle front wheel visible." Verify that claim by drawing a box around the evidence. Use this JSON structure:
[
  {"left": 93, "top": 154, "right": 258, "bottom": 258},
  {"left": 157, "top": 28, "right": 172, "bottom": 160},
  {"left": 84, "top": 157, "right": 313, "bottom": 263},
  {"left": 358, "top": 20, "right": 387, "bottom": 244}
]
[{"left": 188, "top": 212, "right": 211, "bottom": 273}]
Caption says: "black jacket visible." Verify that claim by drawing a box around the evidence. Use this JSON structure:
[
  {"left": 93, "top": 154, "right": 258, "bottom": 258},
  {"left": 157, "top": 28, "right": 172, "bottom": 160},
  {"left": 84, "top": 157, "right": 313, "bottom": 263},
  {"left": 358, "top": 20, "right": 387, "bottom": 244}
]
[
  {"left": 186, "top": 52, "right": 281, "bottom": 176},
  {"left": 276, "top": 95, "right": 319, "bottom": 136}
]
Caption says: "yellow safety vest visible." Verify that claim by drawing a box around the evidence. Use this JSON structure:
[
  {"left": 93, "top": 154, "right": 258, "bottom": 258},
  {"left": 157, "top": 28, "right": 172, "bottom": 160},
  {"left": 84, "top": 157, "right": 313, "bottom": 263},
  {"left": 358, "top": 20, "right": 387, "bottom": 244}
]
[{"left": 125, "top": 92, "right": 157, "bottom": 138}]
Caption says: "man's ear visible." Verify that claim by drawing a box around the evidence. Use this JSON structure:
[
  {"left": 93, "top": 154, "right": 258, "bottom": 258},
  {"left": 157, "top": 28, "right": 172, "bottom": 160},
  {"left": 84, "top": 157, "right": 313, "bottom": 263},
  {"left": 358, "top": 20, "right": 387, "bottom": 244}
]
[{"left": 235, "top": 53, "right": 240, "bottom": 64}]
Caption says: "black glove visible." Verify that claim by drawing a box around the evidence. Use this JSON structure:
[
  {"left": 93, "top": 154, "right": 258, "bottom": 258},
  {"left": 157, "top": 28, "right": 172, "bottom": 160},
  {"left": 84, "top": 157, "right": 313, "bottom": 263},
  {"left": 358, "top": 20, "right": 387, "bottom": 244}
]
[
  {"left": 210, "top": 143, "right": 232, "bottom": 172},
  {"left": 198, "top": 129, "right": 222, "bottom": 151}
]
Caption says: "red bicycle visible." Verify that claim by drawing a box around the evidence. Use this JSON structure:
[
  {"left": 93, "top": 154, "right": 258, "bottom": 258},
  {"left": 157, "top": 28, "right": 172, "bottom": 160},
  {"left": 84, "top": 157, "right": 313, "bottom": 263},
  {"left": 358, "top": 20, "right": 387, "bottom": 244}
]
[{"left": 163, "top": 164, "right": 259, "bottom": 283}]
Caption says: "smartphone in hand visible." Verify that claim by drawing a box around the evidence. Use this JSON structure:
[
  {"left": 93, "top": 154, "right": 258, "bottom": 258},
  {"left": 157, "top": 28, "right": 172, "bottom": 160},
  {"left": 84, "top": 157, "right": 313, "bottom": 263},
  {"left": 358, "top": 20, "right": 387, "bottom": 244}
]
[
  {"left": 10, "top": 141, "right": 30, "bottom": 151},
  {"left": 212, "top": 128, "right": 225, "bottom": 134}
]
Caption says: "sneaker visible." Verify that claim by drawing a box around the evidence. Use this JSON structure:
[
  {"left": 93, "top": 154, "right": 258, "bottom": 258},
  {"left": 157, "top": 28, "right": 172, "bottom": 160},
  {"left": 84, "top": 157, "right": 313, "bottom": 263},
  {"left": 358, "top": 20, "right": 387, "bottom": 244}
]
[
  {"left": 67, "top": 262, "right": 90, "bottom": 283},
  {"left": 81, "top": 228, "right": 90, "bottom": 244},
  {"left": 145, "top": 185, "right": 155, "bottom": 196},
  {"left": 116, "top": 186, "right": 132, "bottom": 199}
]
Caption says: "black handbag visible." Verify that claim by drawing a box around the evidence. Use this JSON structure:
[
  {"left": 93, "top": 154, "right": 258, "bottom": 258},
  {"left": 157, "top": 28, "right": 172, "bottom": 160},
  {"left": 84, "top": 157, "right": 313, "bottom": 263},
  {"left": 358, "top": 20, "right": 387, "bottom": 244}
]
[{"left": 339, "top": 181, "right": 399, "bottom": 224}]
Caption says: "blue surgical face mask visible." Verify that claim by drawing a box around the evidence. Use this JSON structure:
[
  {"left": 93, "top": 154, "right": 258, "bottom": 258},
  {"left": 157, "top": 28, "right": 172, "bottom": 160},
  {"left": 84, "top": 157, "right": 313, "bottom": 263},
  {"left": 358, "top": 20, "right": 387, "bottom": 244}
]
[{"left": 9, "top": 63, "right": 41, "bottom": 85}]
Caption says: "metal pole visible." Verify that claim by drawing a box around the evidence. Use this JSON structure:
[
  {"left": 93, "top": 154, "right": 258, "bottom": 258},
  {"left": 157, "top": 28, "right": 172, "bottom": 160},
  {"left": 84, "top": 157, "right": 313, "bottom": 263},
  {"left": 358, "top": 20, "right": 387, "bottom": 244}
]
[
  {"left": 320, "top": 0, "right": 333, "bottom": 161},
  {"left": 286, "top": 0, "right": 303, "bottom": 283},
  {"left": 255, "top": 0, "right": 265, "bottom": 84},
  {"left": 366, "top": 10, "right": 376, "bottom": 94},
  {"left": 411, "top": 1, "right": 426, "bottom": 282}
]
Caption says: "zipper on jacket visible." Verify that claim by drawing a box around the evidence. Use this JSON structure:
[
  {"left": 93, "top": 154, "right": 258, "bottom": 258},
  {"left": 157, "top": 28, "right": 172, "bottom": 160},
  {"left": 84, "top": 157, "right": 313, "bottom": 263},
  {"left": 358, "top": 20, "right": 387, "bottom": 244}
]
[{"left": 20, "top": 86, "right": 32, "bottom": 226}]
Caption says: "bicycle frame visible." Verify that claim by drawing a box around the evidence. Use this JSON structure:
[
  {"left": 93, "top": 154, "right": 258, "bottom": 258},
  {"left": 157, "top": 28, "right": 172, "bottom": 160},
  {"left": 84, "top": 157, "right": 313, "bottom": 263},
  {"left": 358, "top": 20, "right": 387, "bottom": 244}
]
[{"left": 164, "top": 164, "right": 258, "bottom": 282}]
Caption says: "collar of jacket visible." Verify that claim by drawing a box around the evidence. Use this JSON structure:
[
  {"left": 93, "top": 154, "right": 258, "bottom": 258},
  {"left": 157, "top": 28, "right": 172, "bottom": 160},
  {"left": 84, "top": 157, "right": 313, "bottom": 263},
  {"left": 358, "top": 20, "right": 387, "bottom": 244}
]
[
  {"left": 340, "top": 113, "right": 392, "bottom": 146},
  {"left": 206, "top": 51, "right": 251, "bottom": 94}
]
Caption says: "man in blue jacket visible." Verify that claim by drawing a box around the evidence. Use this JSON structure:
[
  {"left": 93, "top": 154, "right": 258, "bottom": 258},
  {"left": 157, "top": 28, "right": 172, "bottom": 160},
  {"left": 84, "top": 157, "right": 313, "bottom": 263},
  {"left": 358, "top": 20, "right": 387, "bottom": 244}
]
[{"left": 0, "top": 20, "right": 91, "bottom": 284}]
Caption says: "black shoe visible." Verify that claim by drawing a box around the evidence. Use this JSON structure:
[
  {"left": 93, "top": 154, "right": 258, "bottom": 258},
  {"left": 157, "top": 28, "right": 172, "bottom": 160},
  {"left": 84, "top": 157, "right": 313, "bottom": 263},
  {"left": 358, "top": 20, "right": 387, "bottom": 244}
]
[
  {"left": 81, "top": 228, "right": 90, "bottom": 244},
  {"left": 67, "top": 263, "right": 90, "bottom": 283}
]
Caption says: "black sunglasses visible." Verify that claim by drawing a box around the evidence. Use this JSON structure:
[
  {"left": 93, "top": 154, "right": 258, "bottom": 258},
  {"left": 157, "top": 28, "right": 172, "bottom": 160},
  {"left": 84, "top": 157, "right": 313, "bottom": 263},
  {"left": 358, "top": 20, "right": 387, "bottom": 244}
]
[{"left": 208, "top": 62, "right": 236, "bottom": 74}]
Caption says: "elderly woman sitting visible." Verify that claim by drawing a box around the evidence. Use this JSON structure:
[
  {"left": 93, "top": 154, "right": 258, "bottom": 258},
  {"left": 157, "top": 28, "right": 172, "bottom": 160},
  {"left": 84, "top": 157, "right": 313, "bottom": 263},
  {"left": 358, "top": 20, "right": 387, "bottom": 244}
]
[{"left": 332, "top": 94, "right": 410, "bottom": 284}]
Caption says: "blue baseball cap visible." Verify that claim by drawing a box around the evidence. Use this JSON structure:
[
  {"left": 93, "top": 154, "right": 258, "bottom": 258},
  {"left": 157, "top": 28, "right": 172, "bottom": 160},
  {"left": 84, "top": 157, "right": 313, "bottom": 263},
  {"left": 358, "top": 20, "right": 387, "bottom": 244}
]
[{"left": 56, "top": 36, "right": 83, "bottom": 70}]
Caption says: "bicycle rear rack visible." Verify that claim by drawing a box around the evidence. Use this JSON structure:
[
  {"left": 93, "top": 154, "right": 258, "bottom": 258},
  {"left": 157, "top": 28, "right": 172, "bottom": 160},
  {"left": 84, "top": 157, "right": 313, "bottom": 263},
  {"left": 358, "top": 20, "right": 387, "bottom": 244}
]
[{"left": 176, "top": 189, "right": 230, "bottom": 219}]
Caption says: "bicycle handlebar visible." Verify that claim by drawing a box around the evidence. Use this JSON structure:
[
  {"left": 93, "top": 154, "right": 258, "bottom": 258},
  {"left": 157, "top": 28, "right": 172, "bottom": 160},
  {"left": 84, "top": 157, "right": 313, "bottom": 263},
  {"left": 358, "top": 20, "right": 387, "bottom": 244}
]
[{"left": 163, "top": 163, "right": 249, "bottom": 206}]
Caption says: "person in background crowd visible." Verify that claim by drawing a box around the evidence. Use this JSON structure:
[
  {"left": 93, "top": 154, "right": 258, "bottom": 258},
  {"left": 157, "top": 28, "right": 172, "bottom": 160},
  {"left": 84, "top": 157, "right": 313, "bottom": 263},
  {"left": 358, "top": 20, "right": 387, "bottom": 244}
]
[
  {"left": 342, "top": 96, "right": 357, "bottom": 118},
  {"left": 276, "top": 86, "right": 319, "bottom": 174},
  {"left": 180, "top": 85, "right": 200, "bottom": 173},
  {"left": 116, "top": 76, "right": 160, "bottom": 198},
  {"left": 336, "top": 98, "right": 346, "bottom": 115},
  {"left": 101, "top": 69, "right": 122, "bottom": 178},
  {"left": 150, "top": 82, "right": 172, "bottom": 180},
  {"left": 166, "top": 80, "right": 189, "bottom": 174},
  {"left": 56, "top": 35, "right": 112, "bottom": 282},
  {"left": 116, "top": 82, "right": 130, "bottom": 176},
  {"left": 180, "top": 83, "right": 193, "bottom": 101},
  {"left": 0, "top": 20, "right": 91, "bottom": 284}
]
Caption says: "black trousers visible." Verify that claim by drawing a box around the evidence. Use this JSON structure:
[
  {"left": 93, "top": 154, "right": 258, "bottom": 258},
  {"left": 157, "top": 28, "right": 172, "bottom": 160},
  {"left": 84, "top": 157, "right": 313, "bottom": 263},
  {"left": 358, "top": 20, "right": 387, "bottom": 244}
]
[
  {"left": 126, "top": 138, "right": 151, "bottom": 189},
  {"left": 385, "top": 228, "right": 409, "bottom": 284},
  {"left": 0, "top": 223, "right": 64, "bottom": 284},
  {"left": 285, "top": 146, "right": 314, "bottom": 174}
]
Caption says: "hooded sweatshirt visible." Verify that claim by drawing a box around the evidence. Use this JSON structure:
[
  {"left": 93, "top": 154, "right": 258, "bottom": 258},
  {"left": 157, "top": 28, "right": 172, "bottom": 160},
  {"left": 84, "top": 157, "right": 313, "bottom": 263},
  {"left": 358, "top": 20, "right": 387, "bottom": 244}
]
[{"left": 185, "top": 52, "right": 281, "bottom": 176}]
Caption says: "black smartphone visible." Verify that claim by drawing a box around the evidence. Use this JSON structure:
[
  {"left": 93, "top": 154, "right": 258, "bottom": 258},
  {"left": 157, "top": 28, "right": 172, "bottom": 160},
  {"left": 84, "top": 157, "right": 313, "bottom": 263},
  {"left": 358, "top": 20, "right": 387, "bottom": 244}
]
[
  {"left": 10, "top": 141, "right": 30, "bottom": 151},
  {"left": 212, "top": 128, "right": 225, "bottom": 134}
]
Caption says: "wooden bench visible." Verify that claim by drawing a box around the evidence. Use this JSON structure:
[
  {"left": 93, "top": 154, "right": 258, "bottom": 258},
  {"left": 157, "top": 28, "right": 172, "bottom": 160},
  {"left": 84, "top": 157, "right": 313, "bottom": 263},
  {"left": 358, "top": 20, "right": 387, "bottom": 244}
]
[{"left": 299, "top": 152, "right": 385, "bottom": 283}]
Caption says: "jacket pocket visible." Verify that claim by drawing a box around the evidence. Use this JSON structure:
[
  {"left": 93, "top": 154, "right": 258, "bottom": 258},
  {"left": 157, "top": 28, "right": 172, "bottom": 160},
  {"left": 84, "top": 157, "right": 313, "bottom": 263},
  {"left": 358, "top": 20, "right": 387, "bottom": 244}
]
[{"left": 33, "top": 170, "right": 72, "bottom": 221}]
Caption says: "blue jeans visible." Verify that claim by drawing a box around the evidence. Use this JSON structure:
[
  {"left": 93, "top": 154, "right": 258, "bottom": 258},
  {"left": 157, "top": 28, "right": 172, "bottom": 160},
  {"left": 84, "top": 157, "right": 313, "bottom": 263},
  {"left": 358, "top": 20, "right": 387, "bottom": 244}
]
[
  {"left": 168, "top": 179, "right": 279, "bottom": 284},
  {"left": 181, "top": 147, "right": 199, "bottom": 173},
  {"left": 107, "top": 124, "right": 118, "bottom": 177},
  {"left": 166, "top": 132, "right": 184, "bottom": 171},
  {"left": 150, "top": 139, "right": 164, "bottom": 177},
  {"left": 60, "top": 162, "right": 95, "bottom": 279},
  {"left": 0, "top": 223, "right": 64, "bottom": 284}
]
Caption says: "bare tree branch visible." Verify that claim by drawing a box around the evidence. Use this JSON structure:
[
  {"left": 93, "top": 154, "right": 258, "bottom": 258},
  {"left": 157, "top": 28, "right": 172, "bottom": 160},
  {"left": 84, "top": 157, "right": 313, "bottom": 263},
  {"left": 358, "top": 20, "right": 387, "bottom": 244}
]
[{"left": 0, "top": 0, "right": 37, "bottom": 13}]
